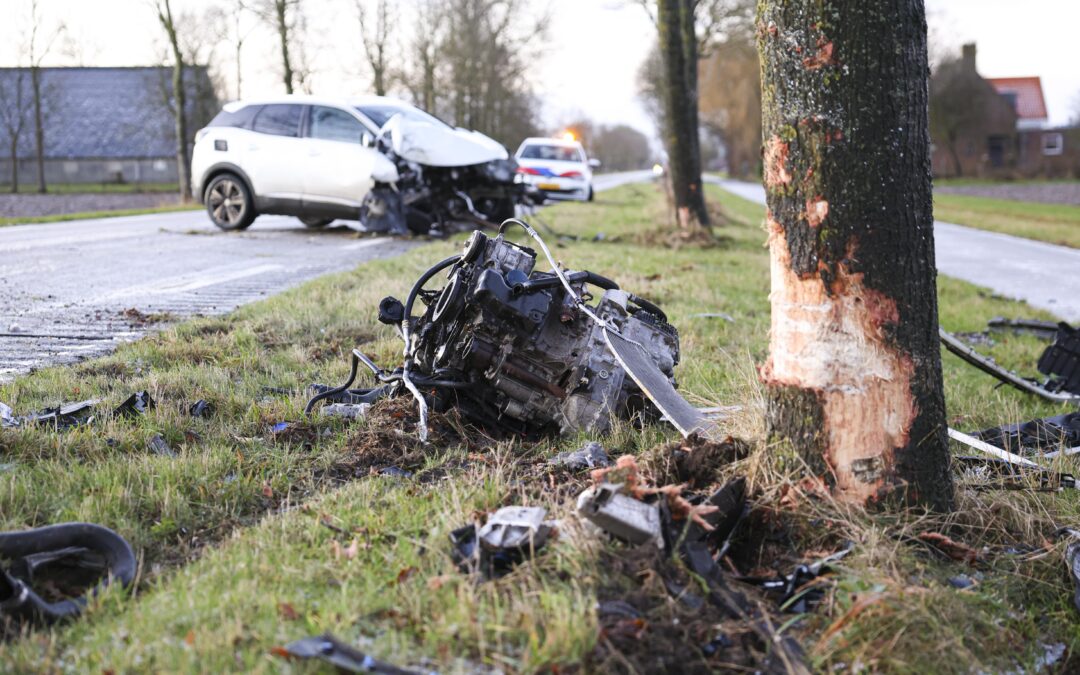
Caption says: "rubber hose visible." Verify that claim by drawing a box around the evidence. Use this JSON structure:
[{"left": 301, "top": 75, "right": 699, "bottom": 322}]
[
  {"left": 304, "top": 351, "right": 360, "bottom": 415},
  {"left": 0, "top": 522, "right": 135, "bottom": 625}
]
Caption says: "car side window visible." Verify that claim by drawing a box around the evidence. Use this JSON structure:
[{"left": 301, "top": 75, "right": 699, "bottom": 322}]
[
  {"left": 252, "top": 104, "right": 303, "bottom": 137},
  {"left": 207, "top": 105, "right": 261, "bottom": 129},
  {"left": 309, "top": 106, "right": 365, "bottom": 144}
]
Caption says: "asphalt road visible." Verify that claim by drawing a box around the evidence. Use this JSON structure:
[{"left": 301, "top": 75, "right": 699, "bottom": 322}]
[
  {"left": 709, "top": 177, "right": 1080, "bottom": 322},
  {"left": 0, "top": 172, "right": 657, "bottom": 383}
]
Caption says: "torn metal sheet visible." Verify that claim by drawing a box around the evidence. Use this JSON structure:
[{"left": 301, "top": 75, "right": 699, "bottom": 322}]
[
  {"left": 953, "top": 456, "right": 1076, "bottom": 491},
  {"left": 278, "top": 633, "right": 431, "bottom": 675},
  {"left": 939, "top": 330, "right": 1080, "bottom": 404},
  {"left": 320, "top": 403, "right": 371, "bottom": 420},
  {"left": 2, "top": 398, "right": 102, "bottom": 430},
  {"left": 948, "top": 428, "right": 1043, "bottom": 469},
  {"left": 604, "top": 328, "right": 720, "bottom": 439},
  {"left": 987, "top": 317, "right": 1061, "bottom": 340}
]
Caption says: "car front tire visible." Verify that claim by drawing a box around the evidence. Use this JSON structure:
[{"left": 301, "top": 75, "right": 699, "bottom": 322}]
[
  {"left": 300, "top": 217, "right": 334, "bottom": 228},
  {"left": 204, "top": 173, "right": 256, "bottom": 231}
]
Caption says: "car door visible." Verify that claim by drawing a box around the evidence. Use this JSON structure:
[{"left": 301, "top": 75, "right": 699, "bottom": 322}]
[
  {"left": 244, "top": 103, "right": 305, "bottom": 200},
  {"left": 301, "top": 105, "right": 385, "bottom": 208}
]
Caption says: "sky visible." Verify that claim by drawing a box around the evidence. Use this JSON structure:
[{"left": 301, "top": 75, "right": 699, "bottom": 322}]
[{"left": 0, "top": 0, "right": 1077, "bottom": 137}]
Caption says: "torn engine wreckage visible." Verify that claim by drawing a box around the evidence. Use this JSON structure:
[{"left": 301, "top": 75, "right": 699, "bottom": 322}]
[{"left": 307, "top": 220, "right": 718, "bottom": 440}]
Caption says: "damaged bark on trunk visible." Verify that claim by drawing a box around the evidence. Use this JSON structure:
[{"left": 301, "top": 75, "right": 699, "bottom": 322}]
[{"left": 757, "top": 0, "right": 953, "bottom": 510}]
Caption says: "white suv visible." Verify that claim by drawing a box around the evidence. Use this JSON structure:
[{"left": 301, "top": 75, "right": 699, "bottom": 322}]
[{"left": 191, "top": 95, "right": 522, "bottom": 234}]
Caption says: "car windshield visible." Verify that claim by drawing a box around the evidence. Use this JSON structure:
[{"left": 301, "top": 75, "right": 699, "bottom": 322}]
[
  {"left": 355, "top": 104, "right": 449, "bottom": 129},
  {"left": 519, "top": 144, "right": 582, "bottom": 163}
]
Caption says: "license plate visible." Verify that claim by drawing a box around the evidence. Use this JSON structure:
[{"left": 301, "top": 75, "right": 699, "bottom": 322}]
[{"left": 538, "top": 182, "right": 560, "bottom": 190}]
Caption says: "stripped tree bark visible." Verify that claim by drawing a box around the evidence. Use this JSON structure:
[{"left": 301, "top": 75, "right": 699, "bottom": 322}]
[{"left": 758, "top": 0, "right": 954, "bottom": 509}]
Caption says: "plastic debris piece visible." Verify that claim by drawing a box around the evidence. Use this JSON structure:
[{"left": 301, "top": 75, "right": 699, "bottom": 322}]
[
  {"left": 1061, "top": 529, "right": 1080, "bottom": 615},
  {"left": 0, "top": 463, "right": 15, "bottom": 473},
  {"left": 146, "top": 434, "right": 176, "bottom": 457},
  {"left": 272, "top": 422, "right": 290, "bottom": 433},
  {"left": 948, "top": 575, "right": 975, "bottom": 589},
  {"left": 114, "top": 391, "right": 154, "bottom": 418},
  {"left": 577, "top": 483, "right": 663, "bottom": 548},
  {"left": 734, "top": 543, "right": 854, "bottom": 614},
  {"left": 477, "top": 506, "right": 550, "bottom": 552},
  {"left": 377, "top": 467, "right": 413, "bottom": 478},
  {"left": 974, "top": 412, "right": 1080, "bottom": 457},
  {"left": 18, "top": 399, "right": 101, "bottom": 430},
  {"left": 548, "top": 441, "right": 611, "bottom": 470},
  {"left": 0, "top": 401, "right": 16, "bottom": 428},
  {"left": 189, "top": 400, "right": 212, "bottom": 418},
  {"left": 278, "top": 633, "right": 431, "bottom": 674},
  {"left": 320, "top": 403, "right": 371, "bottom": 420},
  {"left": 690, "top": 312, "right": 736, "bottom": 322}
]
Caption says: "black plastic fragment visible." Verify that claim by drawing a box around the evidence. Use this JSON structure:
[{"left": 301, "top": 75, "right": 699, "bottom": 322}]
[
  {"left": 378, "top": 296, "right": 405, "bottom": 326},
  {"left": 974, "top": 412, "right": 1080, "bottom": 455},
  {"left": 114, "top": 391, "right": 154, "bottom": 418},
  {"left": 279, "top": 633, "right": 430, "bottom": 674},
  {"left": 3, "top": 399, "right": 101, "bottom": 430},
  {"left": 448, "top": 522, "right": 537, "bottom": 581},
  {"left": 1037, "top": 323, "right": 1080, "bottom": 395},
  {"left": 733, "top": 542, "right": 854, "bottom": 614},
  {"left": 189, "top": 400, "right": 212, "bottom": 418}
]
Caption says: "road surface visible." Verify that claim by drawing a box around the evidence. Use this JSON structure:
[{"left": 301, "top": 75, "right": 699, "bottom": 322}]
[
  {"left": 709, "top": 177, "right": 1080, "bottom": 322},
  {"left": 0, "top": 172, "right": 656, "bottom": 383}
]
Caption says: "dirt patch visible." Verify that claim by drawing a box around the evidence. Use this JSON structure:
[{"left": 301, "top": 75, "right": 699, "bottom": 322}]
[{"left": 646, "top": 434, "right": 752, "bottom": 488}]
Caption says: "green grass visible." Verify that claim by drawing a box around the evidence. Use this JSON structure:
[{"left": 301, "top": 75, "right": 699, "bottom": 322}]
[
  {"left": 2, "top": 184, "right": 1078, "bottom": 672},
  {"left": 0, "top": 182, "right": 180, "bottom": 194},
  {"left": 0, "top": 203, "right": 200, "bottom": 227},
  {"left": 934, "top": 192, "right": 1080, "bottom": 249}
]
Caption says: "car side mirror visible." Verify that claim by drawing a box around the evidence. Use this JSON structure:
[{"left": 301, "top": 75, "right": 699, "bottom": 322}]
[
  {"left": 361, "top": 132, "right": 374, "bottom": 148},
  {"left": 588, "top": 158, "right": 601, "bottom": 168}
]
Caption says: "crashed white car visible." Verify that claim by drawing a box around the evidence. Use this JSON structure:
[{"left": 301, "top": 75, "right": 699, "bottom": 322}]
[{"left": 191, "top": 95, "right": 523, "bottom": 234}]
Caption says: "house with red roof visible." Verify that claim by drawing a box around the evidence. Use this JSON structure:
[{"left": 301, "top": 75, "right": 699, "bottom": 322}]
[{"left": 931, "top": 44, "right": 1078, "bottom": 178}]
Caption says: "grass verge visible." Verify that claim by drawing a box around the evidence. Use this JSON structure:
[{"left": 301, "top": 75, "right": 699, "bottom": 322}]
[
  {"left": 934, "top": 192, "right": 1080, "bottom": 249},
  {"left": 2, "top": 183, "right": 1079, "bottom": 672},
  {"left": 0, "top": 203, "right": 200, "bottom": 227}
]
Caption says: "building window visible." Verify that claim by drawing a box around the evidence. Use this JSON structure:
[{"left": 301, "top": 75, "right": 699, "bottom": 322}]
[{"left": 1042, "top": 133, "right": 1064, "bottom": 156}]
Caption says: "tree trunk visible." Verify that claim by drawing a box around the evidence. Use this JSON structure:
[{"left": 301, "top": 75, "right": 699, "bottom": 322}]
[
  {"left": 9, "top": 138, "right": 18, "bottom": 193},
  {"left": 276, "top": 0, "right": 295, "bottom": 94},
  {"left": 30, "top": 66, "right": 46, "bottom": 194},
  {"left": 657, "top": 0, "right": 710, "bottom": 230},
  {"left": 758, "top": 0, "right": 953, "bottom": 510},
  {"left": 171, "top": 62, "right": 191, "bottom": 202},
  {"left": 946, "top": 136, "right": 963, "bottom": 178}
]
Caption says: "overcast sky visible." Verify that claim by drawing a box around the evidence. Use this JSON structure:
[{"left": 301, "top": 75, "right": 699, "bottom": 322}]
[{"left": 1, "top": 0, "right": 1077, "bottom": 136}]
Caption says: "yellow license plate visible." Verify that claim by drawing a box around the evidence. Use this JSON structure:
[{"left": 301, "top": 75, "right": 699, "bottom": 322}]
[{"left": 538, "top": 182, "right": 560, "bottom": 190}]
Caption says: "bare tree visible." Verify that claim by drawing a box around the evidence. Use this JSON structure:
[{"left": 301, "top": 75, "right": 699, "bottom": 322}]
[
  {"left": 403, "top": 0, "right": 444, "bottom": 111},
  {"left": 592, "top": 124, "right": 652, "bottom": 171},
  {"left": 355, "top": 0, "right": 394, "bottom": 96},
  {"left": 251, "top": 0, "right": 304, "bottom": 94},
  {"left": 153, "top": 0, "right": 192, "bottom": 202},
  {"left": 758, "top": 0, "right": 953, "bottom": 509},
  {"left": 26, "top": 0, "right": 65, "bottom": 193},
  {"left": 0, "top": 70, "right": 33, "bottom": 192},
  {"left": 228, "top": 1, "right": 256, "bottom": 99}
]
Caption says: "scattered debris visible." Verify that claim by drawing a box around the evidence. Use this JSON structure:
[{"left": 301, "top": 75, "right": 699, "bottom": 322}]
[
  {"left": 734, "top": 543, "right": 854, "bottom": 613},
  {"left": 113, "top": 391, "right": 154, "bottom": 418},
  {"left": 449, "top": 506, "right": 554, "bottom": 580},
  {"left": 188, "top": 400, "right": 213, "bottom": 418},
  {"left": 940, "top": 328, "right": 1080, "bottom": 403},
  {"left": 949, "top": 428, "right": 1078, "bottom": 490},
  {"left": 578, "top": 483, "right": 664, "bottom": 548},
  {"left": 272, "top": 422, "right": 291, "bottom": 433},
  {"left": 948, "top": 575, "right": 976, "bottom": 590},
  {"left": 954, "top": 455, "right": 1077, "bottom": 491},
  {"left": 548, "top": 441, "right": 611, "bottom": 470},
  {"left": 146, "top": 434, "right": 176, "bottom": 457},
  {"left": 309, "top": 224, "right": 719, "bottom": 441},
  {"left": 376, "top": 467, "right": 413, "bottom": 479},
  {"left": 974, "top": 412, "right": 1080, "bottom": 456},
  {"left": 0, "top": 522, "right": 135, "bottom": 627},
  {"left": 320, "top": 403, "right": 371, "bottom": 420},
  {"left": 275, "top": 633, "right": 431, "bottom": 674},
  {"left": 477, "top": 506, "right": 552, "bottom": 552},
  {"left": 0, "top": 398, "right": 101, "bottom": 430}
]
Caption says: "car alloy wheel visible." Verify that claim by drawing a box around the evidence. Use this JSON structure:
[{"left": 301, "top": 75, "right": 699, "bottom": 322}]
[{"left": 208, "top": 178, "right": 246, "bottom": 227}]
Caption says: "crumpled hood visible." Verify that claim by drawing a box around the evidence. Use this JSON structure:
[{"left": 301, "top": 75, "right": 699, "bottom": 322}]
[{"left": 382, "top": 115, "right": 508, "bottom": 167}]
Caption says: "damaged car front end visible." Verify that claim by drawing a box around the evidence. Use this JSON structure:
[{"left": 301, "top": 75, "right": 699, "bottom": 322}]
[{"left": 357, "top": 107, "right": 531, "bottom": 235}]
